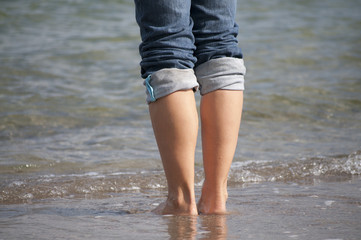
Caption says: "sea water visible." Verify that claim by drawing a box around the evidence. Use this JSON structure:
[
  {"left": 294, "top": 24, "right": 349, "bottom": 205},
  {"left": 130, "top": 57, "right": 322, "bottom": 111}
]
[{"left": 0, "top": 0, "right": 360, "bottom": 239}]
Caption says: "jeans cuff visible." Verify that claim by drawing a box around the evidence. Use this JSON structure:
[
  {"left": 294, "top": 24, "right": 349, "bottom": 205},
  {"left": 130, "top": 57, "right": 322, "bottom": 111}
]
[
  {"left": 143, "top": 68, "right": 199, "bottom": 104},
  {"left": 195, "top": 57, "right": 246, "bottom": 95}
]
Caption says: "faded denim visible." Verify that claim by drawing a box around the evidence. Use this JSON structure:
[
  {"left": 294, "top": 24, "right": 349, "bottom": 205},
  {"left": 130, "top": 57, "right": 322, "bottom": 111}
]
[{"left": 134, "top": 0, "right": 246, "bottom": 103}]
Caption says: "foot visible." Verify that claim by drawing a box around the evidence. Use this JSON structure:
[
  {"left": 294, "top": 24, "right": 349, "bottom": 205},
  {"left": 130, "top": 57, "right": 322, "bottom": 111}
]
[
  {"left": 152, "top": 196, "right": 198, "bottom": 215},
  {"left": 197, "top": 184, "right": 229, "bottom": 215}
]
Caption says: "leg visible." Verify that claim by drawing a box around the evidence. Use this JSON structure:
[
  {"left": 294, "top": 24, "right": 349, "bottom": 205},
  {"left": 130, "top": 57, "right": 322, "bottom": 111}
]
[
  {"left": 198, "top": 90, "right": 243, "bottom": 214},
  {"left": 191, "top": 0, "right": 246, "bottom": 214},
  {"left": 150, "top": 90, "right": 198, "bottom": 215},
  {"left": 134, "top": 0, "right": 199, "bottom": 215}
]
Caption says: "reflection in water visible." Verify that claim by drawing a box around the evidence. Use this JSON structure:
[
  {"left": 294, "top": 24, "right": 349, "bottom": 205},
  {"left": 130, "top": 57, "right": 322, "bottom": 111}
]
[
  {"left": 199, "top": 215, "right": 228, "bottom": 240},
  {"left": 165, "top": 216, "right": 197, "bottom": 240},
  {"left": 163, "top": 215, "right": 228, "bottom": 240}
]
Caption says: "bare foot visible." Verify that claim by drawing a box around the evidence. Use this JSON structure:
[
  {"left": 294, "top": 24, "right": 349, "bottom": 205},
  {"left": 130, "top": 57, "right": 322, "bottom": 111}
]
[
  {"left": 197, "top": 184, "right": 228, "bottom": 215},
  {"left": 152, "top": 198, "right": 198, "bottom": 215}
]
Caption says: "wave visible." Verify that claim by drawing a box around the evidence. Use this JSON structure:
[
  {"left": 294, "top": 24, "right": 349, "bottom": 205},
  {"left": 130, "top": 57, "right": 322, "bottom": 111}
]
[
  {"left": 228, "top": 151, "right": 361, "bottom": 183},
  {"left": 1, "top": 151, "right": 360, "bottom": 204}
]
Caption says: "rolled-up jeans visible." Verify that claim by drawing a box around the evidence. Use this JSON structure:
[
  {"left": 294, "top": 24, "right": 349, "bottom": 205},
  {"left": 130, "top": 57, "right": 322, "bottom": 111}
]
[{"left": 134, "top": 0, "right": 246, "bottom": 103}]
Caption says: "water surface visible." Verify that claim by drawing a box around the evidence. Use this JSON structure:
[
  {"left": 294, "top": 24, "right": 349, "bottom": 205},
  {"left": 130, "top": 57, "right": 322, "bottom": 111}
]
[{"left": 0, "top": 0, "right": 360, "bottom": 239}]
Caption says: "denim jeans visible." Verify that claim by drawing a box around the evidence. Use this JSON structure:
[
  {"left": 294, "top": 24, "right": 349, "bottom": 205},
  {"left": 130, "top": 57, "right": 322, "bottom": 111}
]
[{"left": 134, "top": 0, "right": 246, "bottom": 103}]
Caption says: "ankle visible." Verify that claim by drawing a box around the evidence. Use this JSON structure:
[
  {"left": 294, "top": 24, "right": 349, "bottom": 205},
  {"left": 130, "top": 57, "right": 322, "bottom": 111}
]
[
  {"left": 198, "top": 180, "right": 229, "bottom": 214},
  {"left": 154, "top": 185, "right": 197, "bottom": 215},
  {"left": 167, "top": 196, "right": 196, "bottom": 213},
  {"left": 168, "top": 186, "right": 196, "bottom": 207}
]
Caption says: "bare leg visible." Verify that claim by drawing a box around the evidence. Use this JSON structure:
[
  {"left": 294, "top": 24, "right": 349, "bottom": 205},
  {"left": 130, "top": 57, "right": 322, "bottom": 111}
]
[
  {"left": 198, "top": 90, "right": 243, "bottom": 214},
  {"left": 149, "top": 90, "right": 198, "bottom": 215}
]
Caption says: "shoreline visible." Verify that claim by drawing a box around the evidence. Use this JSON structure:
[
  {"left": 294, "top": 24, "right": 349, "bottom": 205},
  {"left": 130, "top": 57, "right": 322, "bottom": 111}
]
[{"left": 1, "top": 177, "right": 360, "bottom": 239}]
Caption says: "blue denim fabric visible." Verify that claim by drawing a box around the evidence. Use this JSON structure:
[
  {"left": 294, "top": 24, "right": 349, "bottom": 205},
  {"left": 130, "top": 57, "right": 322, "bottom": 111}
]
[
  {"left": 135, "top": 0, "right": 242, "bottom": 78},
  {"left": 134, "top": 0, "right": 245, "bottom": 103}
]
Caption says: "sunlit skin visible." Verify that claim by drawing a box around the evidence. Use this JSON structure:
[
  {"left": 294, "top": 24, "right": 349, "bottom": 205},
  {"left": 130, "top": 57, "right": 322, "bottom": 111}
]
[
  {"left": 198, "top": 90, "right": 243, "bottom": 214},
  {"left": 150, "top": 90, "right": 198, "bottom": 215},
  {"left": 150, "top": 89, "right": 243, "bottom": 215}
]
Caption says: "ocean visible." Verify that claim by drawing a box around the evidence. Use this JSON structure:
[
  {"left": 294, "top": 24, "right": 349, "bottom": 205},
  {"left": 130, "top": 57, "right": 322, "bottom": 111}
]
[{"left": 1, "top": 0, "right": 360, "bottom": 239}]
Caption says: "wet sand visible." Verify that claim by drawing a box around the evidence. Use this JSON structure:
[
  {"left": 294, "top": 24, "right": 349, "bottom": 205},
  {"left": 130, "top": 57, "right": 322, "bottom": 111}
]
[{"left": 1, "top": 177, "right": 360, "bottom": 239}]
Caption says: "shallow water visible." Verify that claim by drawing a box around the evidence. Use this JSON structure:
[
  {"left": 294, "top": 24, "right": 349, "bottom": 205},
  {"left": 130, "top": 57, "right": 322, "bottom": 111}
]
[
  {"left": 1, "top": 0, "right": 361, "bottom": 239},
  {"left": 1, "top": 179, "right": 360, "bottom": 239}
]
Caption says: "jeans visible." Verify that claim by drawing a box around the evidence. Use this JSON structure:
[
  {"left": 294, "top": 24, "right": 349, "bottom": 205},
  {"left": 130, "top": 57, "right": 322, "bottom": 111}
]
[{"left": 134, "top": 0, "right": 246, "bottom": 103}]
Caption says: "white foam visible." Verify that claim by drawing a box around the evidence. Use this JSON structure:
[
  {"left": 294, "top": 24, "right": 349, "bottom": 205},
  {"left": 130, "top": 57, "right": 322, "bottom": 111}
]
[
  {"left": 231, "top": 159, "right": 271, "bottom": 168},
  {"left": 147, "top": 183, "right": 164, "bottom": 189},
  {"left": 22, "top": 193, "right": 34, "bottom": 199},
  {"left": 110, "top": 171, "right": 137, "bottom": 176},
  {"left": 8, "top": 181, "right": 24, "bottom": 187},
  {"left": 120, "top": 186, "right": 140, "bottom": 191},
  {"left": 325, "top": 200, "right": 335, "bottom": 207}
]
